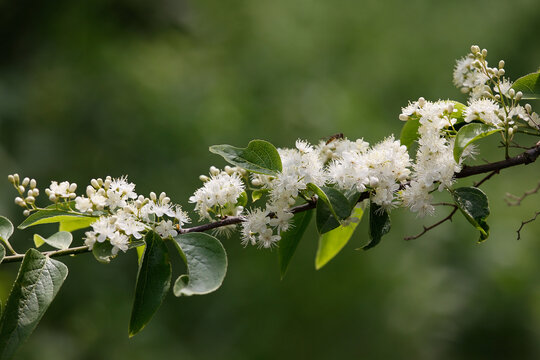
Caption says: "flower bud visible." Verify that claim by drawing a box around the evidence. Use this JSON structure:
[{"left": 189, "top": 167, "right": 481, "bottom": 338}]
[
  {"left": 13, "top": 174, "right": 19, "bottom": 183},
  {"left": 159, "top": 192, "right": 166, "bottom": 201},
  {"left": 481, "top": 48, "right": 488, "bottom": 57},
  {"left": 163, "top": 197, "right": 171, "bottom": 204},
  {"left": 91, "top": 179, "right": 100, "bottom": 189},
  {"left": 18, "top": 185, "right": 25, "bottom": 193},
  {"left": 515, "top": 91, "right": 523, "bottom": 101},
  {"left": 508, "top": 127, "right": 514, "bottom": 136},
  {"left": 398, "top": 114, "right": 409, "bottom": 121},
  {"left": 32, "top": 189, "right": 40, "bottom": 197},
  {"left": 525, "top": 104, "right": 532, "bottom": 113},
  {"left": 7, "top": 174, "right": 14, "bottom": 184},
  {"left": 15, "top": 197, "right": 24, "bottom": 206},
  {"left": 69, "top": 193, "right": 76, "bottom": 199},
  {"left": 104, "top": 178, "right": 111, "bottom": 190},
  {"left": 22, "top": 177, "right": 30, "bottom": 186},
  {"left": 210, "top": 166, "right": 220, "bottom": 176},
  {"left": 150, "top": 192, "right": 157, "bottom": 201},
  {"left": 69, "top": 183, "right": 77, "bottom": 193},
  {"left": 251, "top": 178, "right": 262, "bottom": 187},
  {"left": 29, "top": 179, "right": 37, "bottom": 188},
  {"left": 498, "top": 60, "right": 505, "bottom": 69},
  {"left": 199, "top": 175, "right": 209, "bottom": 182},
  {"left": 498, "top": 69, "right": 505, "bottom": 77},
  {"left": 23, "top": 210, "right": 30, "bottom": 217},
  {"left": 49, "top": 194, "right": 57, "bottom": 202},
  {"left": 508, "top": 88, "right": 515, "bottom": 98},
  {"left": 25, "top": 196, "right": 35, "bottom": 204}
]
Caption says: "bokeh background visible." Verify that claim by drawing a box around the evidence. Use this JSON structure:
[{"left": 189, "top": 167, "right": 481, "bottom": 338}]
[{"left": 1, "top": 0, "right": 540, "bottom": 359}]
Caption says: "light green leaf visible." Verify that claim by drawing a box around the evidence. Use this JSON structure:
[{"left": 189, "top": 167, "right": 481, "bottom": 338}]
[
  {"left": 172, "top": 232, "right": 227, "bottom": 296},
  {"left": 512, "top": 71, "right": 540, "bottom": 99},
  {"left": 129, "top": 231, "right": 171, "bottom": 337},
  {"left": 0, "top": 244, "right": 5, "bottom": 264},
  {"left": 451, "top": 101, "right": 467, "bottom": 122},
  {"left": 92, "top": 241, "right": 116, "bottom": 264},
  {"left": 18, "top": 209, "right": 98, "bottom": 231},
  {"left": 363, "top": 201, "right": 391, "bottom": 250},
  {"left": 0, "top": 249, "right": 68, "bottom": 360},
  {"left": 452, "top": 187, "right": 490, "bottom": 242},
  {"left": 209, "top": 139, "right": 282, "bottom": 176},
  {"left": 400, "top": 118, "right": 420, "bottom": 148},
  {"left": 278, "top": 210, "right": 313, "bottom": 279},
  {"left": 453, "top": 123, "right": 503, "bottom": 163},
  {"left": 33, "top": 231, "right": 72, "bottom": 250},
  {"left": 236, "top": 191, "right": 248, "bottom": 207},
  {"left": 251, "top": 189, "right": 267, "bottom": 203},
  {"left": 316, "top": 206, "right": 364, "bottom": 270}
]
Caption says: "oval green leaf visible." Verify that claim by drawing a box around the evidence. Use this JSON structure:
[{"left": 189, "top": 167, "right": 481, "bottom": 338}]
[
  {"left": 308, "top": 184, "right": 351, "bottom": 230},
  {"left": 0, "top": 244, "right": 5, "bottom": 264},
  {"left": 512, "top": 71, "right": 540, "bottom": 100},
  {"left": 92, "top": 241, "right": 116, "bottom": 264},
  {"left": 363, "top": 201, "right": 391, "bottom": 250},
  {"left": 400, "top": 118, "right": 420, "bottom": 148},
  {"left": 453, "top": 123, "right": 503, "bottom": 163},
  {"left": 0, "top": 249, "right": 68, "bottom": 360},
  {"left": 278, "top": 210, "right": 313, "bottom": 279},
  {"left": 452, "top": 187, "right": 490, "bottom": 242},
  {"left": 18, "top": 209, "right": 98, "bottom": 231},
  {"left": 316, "top": 205, "right": 364, "bottom": 270},
  {"left": 313, "top": 186, "right": 360, "bottom": 234},
  {"left": 33, "top": 231, "right": 73, "bottom": 250},
  {"left": 0, "top": 217, "right": 14, "bottom": 242},
  {"left": 209, "top": 139, "right": 282, "bottom": 175},
  {"left": 129, "top": 231, "right": 171, "bottom": 337},
  {"left": 172, "top": 232, "right": 227, "bottom": 296}
]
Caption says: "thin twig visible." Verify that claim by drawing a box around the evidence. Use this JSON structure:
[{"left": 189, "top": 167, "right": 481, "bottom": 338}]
[
  {"left": 517, "top": 211, "right": 540, "bottom": 240},
  {"left": 404, "top": 206, "right": 458, "bottom": 241},
  {"left": 505, "top": 180, "right": 540, "bottom": 206},
  {"left": 2, "top": 245, "right": 91, "bottom": 264},
  {"left": 473, "top": 170, "right": 499, "bottom": 187}
]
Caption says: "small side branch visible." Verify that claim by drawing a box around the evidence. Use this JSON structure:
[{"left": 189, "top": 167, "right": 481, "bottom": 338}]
[
  {"left": 404, "top": 205, "right": 458, "bottom": 241},
  {"left": 517, "top": 211, "right": 540, "bottom": 240},
  {"left": 3, "top": 245, "right": 91, "bottom": 264},
  {"left": 505, "top": 180, "right": 540, "bottom": 206}
]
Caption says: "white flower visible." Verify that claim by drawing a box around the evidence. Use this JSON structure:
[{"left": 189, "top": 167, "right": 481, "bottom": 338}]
[
  {"left": 46, "top": 181, "right": 76, "bottom": 199},
  {"left": 173, "top": 205, "right": 191, "bottom": 228},
  {"left": 75, "top": 196, "right": 93, "bottom": 213},
  {"left": 91, "top": 217, "right": 117, "bottom": 243},
  {"left": 453, "top": 55, "right": 489, "bottom": 92},
  {"left": 464, "top": 99, "right": 502, "bottom": 127},
  {"left": 115, "top": 212, "right": 147, "bottom": 239},
  {"left": 109, "top": 176, "right": 138, "bottom": 199},
  {"left": 241, "top": 208, "right": 270, "bottom": 246},
  {"left": 109, "top": 231, "right": 129, "bottom": 255},
  {"left": 154, "top": 220, "right": 178, "bottom": 238},
  {"left": 84, "top": 231, "right": 98, "bottom": 249}
]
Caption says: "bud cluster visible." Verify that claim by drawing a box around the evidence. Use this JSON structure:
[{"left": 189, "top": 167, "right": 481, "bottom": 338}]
[{"left": 8, "top": 174, "right": 39, "bottom": 216}]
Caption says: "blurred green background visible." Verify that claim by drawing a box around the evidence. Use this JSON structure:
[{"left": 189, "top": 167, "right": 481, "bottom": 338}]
[{"left": 1, "top": 0, "right": 540, "bottom": 359}]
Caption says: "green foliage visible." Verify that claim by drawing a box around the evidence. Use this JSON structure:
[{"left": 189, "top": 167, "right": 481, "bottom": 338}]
[
  {"left": 0, "top": 217, "right": 14, "bottom": 253},
  {"left": 400, "top": 118, "right": 420, "bottom": 148},
  {"left": 92, "top": 241, "right": 117, "bottom": 264},
  {"left": 33, "top": 231, "right": 73, "bottom": 250},
  {"left": 172, "top": 233, "right": 227, "bottom": 296},
  {"left": 309, "top": 184, "right": 351, "bottom": 233},
  {"left": 0, "top": 249, "right": 68, "bottom": 359},
  {"left": 0, "top": 245, "right": 4, "bottom": 264},
  {"left": 454, "top": 123, "right": 503, "bottom": 162},
  {"left": 18, "top": 209, "right": 98, "bottom": 231},
  {"left": 364, "top": 201, "right": 391, "bottom": 250},
  {"left": 129, "top": 231, "right": 171, "bottom": 337},
  {"left": 512, "top": 71, "right": 540, "bottom": 100},
  {"left": 315, "top": 206, "right": 364, "bottom": 270},
  {"left": 452, "top": 187, "right": 490, "bottom": 242},
  {"left": 251, "top": 189, "right": 266, "bottom": 203},
  {"left": 209, "top": 140, "right": 283, "bottom": 176},
  {"left": 278, "top": 210, "right": 313, "bottom": 279},
  {"left": 315, "top": 187, "right": 361, "bottom": 234}
]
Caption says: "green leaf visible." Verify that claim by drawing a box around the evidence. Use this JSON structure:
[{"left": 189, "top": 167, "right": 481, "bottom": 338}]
[
  {"left": 0, "top": 217, "right": 14, "bottom": 242},
  {"left": 129, "top": 231, "right": 171, "bottom": 337},
  {"left": 452, "top": 187, "right": 490, "bottom": 242},
  {"left": 172, "top": 233, "right": 227, "bottom": 296},
  {"left": 92, "top": 241, "right": 117, "bottom": 264},
  {"left": 453, "top": 123, "right": 503, "bottom": 162},
  {"left": 0, "top": 244, "right": 5, "bottom": 264},
  {"left": 236, "top": 191, "right": 248, "bottom": 207},
  {"left": 316, "top": 205, "right": 364, "bottom": 269},
  {"left": 0, "top": 217, "right": 14, "bottom": 253},
  {"left": 209, "top": 139, "right": 282, "bottom": 176},
  {"left": 0, "top": 249, "right": 68, "bottom": 359},
  {"left": 278, "top": 210, "right": 313, "bottom": 279},
  {"left": 451, "top": 101, "right": 467, "bottom": 122},
  {"left": 512, "top": 71, "right": 540, "bottom": 100},
  {"left": 18, "top": 209, "right": 98, "bottom": 231},
  {"left": 363, "top": 201, "right": 391, "bottom": 250},
  {"left": 251, "top": 189, "right": 267, "bottom": 203},
  {"left": 314, "top": 186, "right": 360, "bottom": 234},
  {"left": 308, "top": 184, "right": 351, "bottom": 232},
  {"left": 33, "top": 231, "right": 72, "bottom": 250},
  {"left": 400, "top": 118, "right": 420, "bottom": 148}
]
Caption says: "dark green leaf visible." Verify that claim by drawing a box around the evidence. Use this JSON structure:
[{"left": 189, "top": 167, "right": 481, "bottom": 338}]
[
  {"left": 512, "top": 71, "right": 540, "bottom": 100},
  {"left": 308, "top": 184, "right": 351, "bottom": 234},
  {"left": 209, "top": 140, "right": 282, "bottom": 175},
  {"left": 363, "top": 201, "right": 391, "bottom": 250},
  {"left": 278, "top": 210, "right": 313, "bottom": 279},
  {"left": 18, "top": 209, "right": 98, "bottom": 230},
  {"left": 92, "top": 241, "right": 116, "bottom": 264},
  {"left": 452, "top": 187, "right": 490, "bottom": 242},
  {"left": 314, "top": 187, "right": 361, "bottom": 234},
  {"left": 316, "top": 206, "right": 364, "bottom": 269},
  {"left": 33, "top": 231, "right": 73, "bottom": 250},
  {"left": 172, "top": 233, "right": 227, "bottom": 296},
  {"left": 453, "top": 123, "right": 503, "bottom": 162},
  {"left": 236, "top": 191, "right": 248, "bottom": 207},
  {"left": 400, "top": 118, "right": 420, "bottom": 148},
  {"left": 0, "top": 249, "right": 68, "bottom": 359},
  {"left": 129, "top": 231, "right": 171, "bottom": 337}
]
